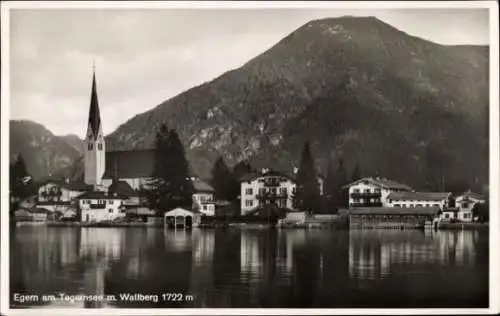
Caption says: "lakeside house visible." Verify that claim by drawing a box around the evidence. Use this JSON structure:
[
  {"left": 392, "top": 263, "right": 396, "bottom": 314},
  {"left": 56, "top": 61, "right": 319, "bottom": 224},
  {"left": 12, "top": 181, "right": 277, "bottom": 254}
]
[
  {"left": 386, "top": 192, "right": 451, "bottom": 209},
  {"left": 192, "top": 179, "right": 216, "bottom": 216},
  {"left": 341, "top": 207, "right": 440, "bottom": 229},
  {"left": 453, "top": 190, "right": 486, "bottom": 222},
  {"left": 76, "top": 191, "right": 127, "bottom": 223},
  {"left": 239, "top": 169, "right": 296, "bottom": 215},
  {"left": 342, "top": 177, "right": 413, "bottom": 208}
]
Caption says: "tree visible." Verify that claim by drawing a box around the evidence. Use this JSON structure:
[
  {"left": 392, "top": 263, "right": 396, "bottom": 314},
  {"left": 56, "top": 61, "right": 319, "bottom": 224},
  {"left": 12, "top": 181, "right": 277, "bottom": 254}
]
[
  {"left": 334, "top": 159, "right": 349, "bottom": 209},
  {"left": 146, "top": 125, "right": 194, "bottom": 215},
  {"left": 232, "top": 160, "right": 253, "bottom": 180},
  {"left": 10, "top": 155, "right": 36, "bottom": 210},
  {"left": 294, "top": 142, "right": 321, "bottom": 214},
  {"left": 211, "top": 156, "right": 238, "bottom": 201},
  {"left": 324, "top": 162, "right": 337, "bottom": 213},
  {"left": 351, "top": 163, "right": 361, "bottom": 182},
  {"left": 472, "top": 202, "right": 489, "bottom": 223}
]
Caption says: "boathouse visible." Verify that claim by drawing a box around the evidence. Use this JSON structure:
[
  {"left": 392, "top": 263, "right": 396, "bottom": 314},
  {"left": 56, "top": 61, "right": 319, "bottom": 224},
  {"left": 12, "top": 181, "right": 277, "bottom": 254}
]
[
  {"left": 343, "top": 206, "right": 441, "bottom": 229},
  {"left": 164, "top": 207, "right": 201, "bottom": 228}
]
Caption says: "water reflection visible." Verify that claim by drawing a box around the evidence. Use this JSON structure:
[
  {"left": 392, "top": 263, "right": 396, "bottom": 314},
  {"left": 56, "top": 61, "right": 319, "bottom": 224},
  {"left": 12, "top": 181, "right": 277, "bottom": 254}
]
[{"left": 10, "top": 226, "right": 488, "bottom": 309}]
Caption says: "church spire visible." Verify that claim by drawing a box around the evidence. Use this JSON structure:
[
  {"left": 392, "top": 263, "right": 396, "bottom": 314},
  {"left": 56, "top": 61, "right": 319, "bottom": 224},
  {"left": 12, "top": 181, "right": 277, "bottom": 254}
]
[{"left": 88, "top": 68, "right": 101, "bottom": 140}]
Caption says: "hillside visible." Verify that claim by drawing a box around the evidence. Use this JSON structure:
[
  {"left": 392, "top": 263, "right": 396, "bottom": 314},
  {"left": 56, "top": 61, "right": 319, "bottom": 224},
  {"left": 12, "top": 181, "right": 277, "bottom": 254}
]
[
  {"left": 9, "top": 120, "right": 83, "bottom": 181},
  {"left": 102, "top": 16, "right": 488, "bottom": 190}
]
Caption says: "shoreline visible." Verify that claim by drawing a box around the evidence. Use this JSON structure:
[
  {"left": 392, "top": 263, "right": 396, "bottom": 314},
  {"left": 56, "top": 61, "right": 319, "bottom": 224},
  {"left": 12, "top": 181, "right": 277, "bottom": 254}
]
[{"left": 12, "top": 220, "right": 489, "bottom": 230}]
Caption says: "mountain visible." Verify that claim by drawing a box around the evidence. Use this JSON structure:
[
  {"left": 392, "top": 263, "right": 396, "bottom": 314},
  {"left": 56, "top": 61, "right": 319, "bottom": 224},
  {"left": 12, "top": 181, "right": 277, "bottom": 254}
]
[
  {"left": 60, "top": 134, "right": 85, "bottom": 154},
  {"left": 9, "top": 120, "right": 84, "bottom": 181},
  {"left": 76, "top": 17, "right": 492, "bottom": 190}
]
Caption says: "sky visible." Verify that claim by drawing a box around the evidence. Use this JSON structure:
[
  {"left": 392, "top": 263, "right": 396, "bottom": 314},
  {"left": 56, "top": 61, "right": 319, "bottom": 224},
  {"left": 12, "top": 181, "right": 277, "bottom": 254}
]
[{"left": 7, "top": 6, "right": 490, "bottom": 137}]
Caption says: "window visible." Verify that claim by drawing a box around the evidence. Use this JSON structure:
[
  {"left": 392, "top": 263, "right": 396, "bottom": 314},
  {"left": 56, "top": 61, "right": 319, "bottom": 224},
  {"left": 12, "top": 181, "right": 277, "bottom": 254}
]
[
  {"left": 394, "top": 204, "right": 400, "bottom": 207},
  {"left": 245, "top": 200, "right": 253, "bottom": 207},
  {"left": 88, "top": 143, "right": 93, "bottom": 150},
  {"left": 108, "top": 209, "right": 113, "bottom": 213},
  {"left": 98, "top": 143, "right": 103, "bottom": 150},
  {"left": 280, "top": 187, "right": 287, "bottom": 194},
  {"left": 375, "top": 188, "right": 381, "bottom": 193},
  {"left": 444, "top": 213, "right": 450, "bottom": 219},
  {"left": 202, "top": 205, "right": 207, "bottom": 211},
  {"left": 364, "top": 189, "right": 370, "bottom": 193},
  {"left": 462, "top": 202, "right": 469, "bottom": 208},
  {"left": 245, "top": 188, "right": 253, "bottom": 195},
  {"left": 354, "top": 189, "right": 360, "bottom": 193}
]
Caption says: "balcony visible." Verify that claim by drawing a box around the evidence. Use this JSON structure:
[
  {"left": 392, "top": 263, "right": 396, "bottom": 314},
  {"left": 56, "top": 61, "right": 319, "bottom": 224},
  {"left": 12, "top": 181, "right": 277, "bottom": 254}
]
[
  {"left": 350, "top": 192, "right": 381, "bottom": 199},
  {"left": 256, "top": 192, "right": 288, "bottom": 200}
]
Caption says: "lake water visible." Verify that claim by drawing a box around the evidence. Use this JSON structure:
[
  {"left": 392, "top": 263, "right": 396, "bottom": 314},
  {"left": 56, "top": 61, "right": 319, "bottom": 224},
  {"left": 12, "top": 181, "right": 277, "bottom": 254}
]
[{"left": 10, "top": 226, "right": 488, "bottom": 308}]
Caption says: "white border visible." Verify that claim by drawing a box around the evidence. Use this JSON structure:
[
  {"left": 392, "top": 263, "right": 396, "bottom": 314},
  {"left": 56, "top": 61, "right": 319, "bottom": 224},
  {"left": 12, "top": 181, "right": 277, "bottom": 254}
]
[{"left": 1, "top": 1, "right": 499, "bottom": 315}]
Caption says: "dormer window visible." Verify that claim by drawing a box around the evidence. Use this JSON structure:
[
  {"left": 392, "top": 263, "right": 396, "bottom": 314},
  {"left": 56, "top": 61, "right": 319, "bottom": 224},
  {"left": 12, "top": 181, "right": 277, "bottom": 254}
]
[{"left": 88, "top": 143, "right": 93, "bottom": 150}]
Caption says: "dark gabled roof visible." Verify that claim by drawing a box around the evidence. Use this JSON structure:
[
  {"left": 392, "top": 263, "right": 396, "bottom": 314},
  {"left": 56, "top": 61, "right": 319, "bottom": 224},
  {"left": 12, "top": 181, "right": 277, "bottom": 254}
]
[
  {"left": 108, "top": 180, "right": 137, "bottom": 197},
  {"left": 347, "top": 207, "right": 440, "bottom": 215},
  {"left": 192, "top": 179, "right": 215, "bottom": 193},
  {"left": 76, "top": 191, "right": 127, "bottom": 200},
  {"left": 87, "top": 72, "right": 101, "bottom": 140},
  {"left": 30, "top": 207, "right": 51, "bottom": 214},
  {"left": 342, "top": 177, "right": 412, "bottom": 191},
  {"left": 102, "top": 149, "right": 155, "bottom": 179},
  {"left": 387, "top": 191, "right": 451, "bottom": 201}
]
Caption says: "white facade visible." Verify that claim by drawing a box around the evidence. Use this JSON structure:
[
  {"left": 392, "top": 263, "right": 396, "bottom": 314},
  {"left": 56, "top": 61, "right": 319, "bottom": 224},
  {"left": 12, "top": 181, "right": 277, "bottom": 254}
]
[
  {"left": 193, "top": 192, "right": 215, "bottom": 216},
  {"left": 38, "top": 182, "right": 82, "bottom": 203},
  {"left": 454, "top": 192, "right": 485, "bottom": 222},
  {"left": 79, "top": 197, "right": 125, "bottom": 223},
  {"left": 240, "top": 173, "right": 295, "bottom": 215}
]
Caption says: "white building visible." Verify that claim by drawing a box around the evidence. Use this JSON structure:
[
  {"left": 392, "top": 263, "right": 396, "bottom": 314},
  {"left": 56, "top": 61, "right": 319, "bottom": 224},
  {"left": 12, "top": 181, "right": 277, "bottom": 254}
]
[
  {"left": 192, "top": 179, "right": 216, "bottom": 216},
  {"left": 386, "top": 192, "right": 451, "bottom": 209},
  {"left": 343, "top": 177, "right": 413, "bottom": 208},
  {"left": 455, "top": 190, "right": 486, "bottom": 222},
  {"left": 239, "top": 170, "right": 296, "bottom": 215},
  {"left": 77, "top": 191, "right": 127, "bottom": 223}
]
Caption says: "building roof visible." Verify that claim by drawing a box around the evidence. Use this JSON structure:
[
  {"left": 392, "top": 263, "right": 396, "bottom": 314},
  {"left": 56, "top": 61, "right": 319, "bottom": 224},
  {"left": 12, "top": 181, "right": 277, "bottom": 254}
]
[
  {"left": 108, "top": 180, "right": 138, "bottom": 197},
  {"left": 342, "top": 177, "right": 412, "bottom": 191},
  {"left": 30, "top": 207, "right": 51, "bottom": 214},
  {"left": 192, "top": 179, "right": 215, "bottom": 193},
  {"left": 346, "top": 207, "right": 440, "bottom": 215},
  {"left": 102, "top": 149, "right": 155, "bottom": 179},
  {"left": 238, "top": 170, "right": 295, "bottom": 183},
  {"left": 76, "top": 191, "right": 127, "bottom": 200},
  {"left": 87, "top": 72, "right": 101, "bottom": 140},
  {"left": 459, "top": 190, "right": 486, "bottom": 201},
  {"left": 387, "top": 191, "right": 451, "bottom": 201}
]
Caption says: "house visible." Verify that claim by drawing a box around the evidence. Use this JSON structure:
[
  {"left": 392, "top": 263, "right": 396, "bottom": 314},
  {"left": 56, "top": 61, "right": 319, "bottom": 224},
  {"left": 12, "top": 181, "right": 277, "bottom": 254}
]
[
  {"left": 30, "top": 207, "right": 51, "bottom": 222},
  {"left": 344, "top": 206, "right": 440, "bottom": 229},
  {"left": 36, "top": 179, "right": 92, "bottom": 213},
  {"left": 342, "top": 177, "right": 413, "bottom": 208},
  {"left": 76, "top": 191, "right": 127, "bottom": 223},
  {"left": 455, "top": 190, "right": 486, "bottom": 222},
  {"left": 164, "top": 207, "right": 202, "bottom": 228},
  {"left": 386, "top": 192, "right": 451, "bottom": 209},
  {"left": 192, "top": 179, "right": 216, "bottom": 216},
  {"left": 239, "top": 169, "right": 296, "bottom": 215}
]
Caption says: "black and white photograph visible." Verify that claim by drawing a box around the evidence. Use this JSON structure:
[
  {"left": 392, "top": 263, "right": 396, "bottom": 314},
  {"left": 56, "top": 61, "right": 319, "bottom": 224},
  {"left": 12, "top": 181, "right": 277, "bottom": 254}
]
[{"left": 1, "top": 1, "right": 499, "bottom": 314}]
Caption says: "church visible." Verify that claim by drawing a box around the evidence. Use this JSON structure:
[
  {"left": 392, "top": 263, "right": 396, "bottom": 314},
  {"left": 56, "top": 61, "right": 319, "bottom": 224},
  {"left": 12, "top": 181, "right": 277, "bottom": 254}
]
[{"left": 35, "top": 70, "right": 215, "bottom": 222}]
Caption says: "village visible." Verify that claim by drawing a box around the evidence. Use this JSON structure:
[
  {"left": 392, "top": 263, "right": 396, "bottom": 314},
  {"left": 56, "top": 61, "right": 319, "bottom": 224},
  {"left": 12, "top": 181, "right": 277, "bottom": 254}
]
[{"left": 10, "top": 72, "right": 489, "bottom": 230}]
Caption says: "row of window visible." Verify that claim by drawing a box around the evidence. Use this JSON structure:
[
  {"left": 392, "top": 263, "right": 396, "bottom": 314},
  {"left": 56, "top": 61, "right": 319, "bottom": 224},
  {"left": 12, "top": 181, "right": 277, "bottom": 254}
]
[
  {"left": 81, "top": 199, "right": 115, "bottom": 205},
  {"left": 392, "top": 203, "right": 440, "bottom": 208},
  {"left": 352, "top": 188, "right": 381, "bottom": 193},
  {"left": 245, "top": 187, "right": 293, "bottom": 195},
  {"left": 87, "top": 143, "right": 104, "bottom": 151},
  {"left": 352, "top": 198, "right": 381, "bottom": 203}
]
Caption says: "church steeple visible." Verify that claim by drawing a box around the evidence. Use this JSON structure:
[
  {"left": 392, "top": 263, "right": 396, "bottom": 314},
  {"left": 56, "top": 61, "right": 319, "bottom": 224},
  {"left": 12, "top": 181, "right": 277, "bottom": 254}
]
[
  {"left": 87, "top": 69, "right": 101, "bottom": 140},
  {"left": 84, "top": 67, "right": 106, "bottom": 187}
]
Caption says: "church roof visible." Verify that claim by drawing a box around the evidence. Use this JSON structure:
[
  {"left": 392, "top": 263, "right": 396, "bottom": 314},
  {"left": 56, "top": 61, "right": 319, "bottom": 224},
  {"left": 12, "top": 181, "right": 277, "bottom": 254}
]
[
  {"left": 87, "top": 72, "right": 101, "bottom": 139},
  {"left": 108, "top": 180, "right": 138, "bottom": 197},
  {"left": 103, "top": 149, "right": 155, "bottom": 179}
]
